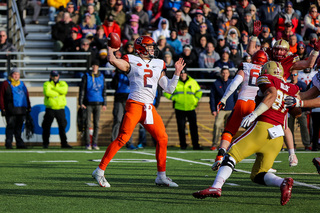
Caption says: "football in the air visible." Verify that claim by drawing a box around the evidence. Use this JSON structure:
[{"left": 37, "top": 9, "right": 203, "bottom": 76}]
[{"left": 107, "top": 32, "right": 121, "bottom": 49}]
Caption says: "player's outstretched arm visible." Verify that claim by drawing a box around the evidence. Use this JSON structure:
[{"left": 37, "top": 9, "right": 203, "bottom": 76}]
[
  {"left": 173, "top": 58, "right": 186, "bottom": 76},
  {"left": 218, "top": 70, "right": 244, "bottom": 112},
  {"left": 107, "top": 46, "right": 130, "bottom": 72}
]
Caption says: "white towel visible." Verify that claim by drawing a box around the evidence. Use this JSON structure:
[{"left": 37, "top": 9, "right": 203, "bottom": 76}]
[{"left": 144, "top": 104, "right": 154, "bottom": 124}]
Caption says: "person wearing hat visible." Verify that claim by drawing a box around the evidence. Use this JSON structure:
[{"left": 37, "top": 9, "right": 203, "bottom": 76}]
[
  {"left": 56, "top": 1, "right": 80, "bottom": 24},
  {"left": 152, "top": 18, "right": 170, "bottom": 42},
  {"left": 122, "top": 14, "right": 141, "bottom": 42},
  {"left": 275, "top": 1, "right": 299, "bottom": 35},
  {"left": 79, "top": 60, "right": 107, "bottom": 150},
  {"left": 229, "top": 44, "right": 242, "bottom": 68},
  {"left": 296, "top": 41, "right": 307, "bottom": 60},
  {"left": 62, "top": 26, "right": 82, "bottom": 52},
  {"left": 0, "top": 68, "right": 31, "bottom": 149},
  {"left": 258, "top": 25, "right": 275, "bottom": 47},
  {"left": 306, "top": 33, "right": 319, "bottom": 56},
  {"left": 102, "top": 14, "right": 121, "bottom": 40},
  {"left": 164, "top": 67, "right": 203, "bottom": 150},
  {"left": 181, "top": 1, "right": 192, "bottom": 26},
  {"left": 42, "top": 71, "right": 72, "bottom": 149},
  {"left": 215, "top": 34, "right": 228, "bottom": 56},
  {"left": 107, "top": 0, "right": 126, "bottom": 30},
  {"left": 131, "top": 0, "right": 149, "bottom": 29},
  {"left": 214, "top": 47, "right": 235, "bottom": 77},
  {"left": 239, "top": 12, "right": 254, "bottom": 36},
  {"left": 189, "top": 8, "right": 215, "bottom": 38},
  {"left": 276, "top": 21, "right": 296, "bottom": 42},
  {"left": 181, "top": 44, "right": 198, "bottom": 71}
]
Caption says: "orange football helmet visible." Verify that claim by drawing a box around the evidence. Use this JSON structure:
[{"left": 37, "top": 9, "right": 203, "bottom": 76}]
[
  {"left": 134, "top": 36, "right": 158, "bottom": 58},
  {"left": 252, "top": 50, "right": 269, "bottom": 65}
]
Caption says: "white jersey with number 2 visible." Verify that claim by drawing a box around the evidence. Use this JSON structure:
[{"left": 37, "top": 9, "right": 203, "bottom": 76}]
[
  {"left": 123, "top": 54, "right": 166, "bottom": 104},
  {"left": 238, "top": 62, "right": 262, "bottom": 101}
]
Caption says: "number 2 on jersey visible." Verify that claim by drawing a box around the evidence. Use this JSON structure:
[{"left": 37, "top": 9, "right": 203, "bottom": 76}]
[
  {"left": 248, "top": 68, "right": 260, "bottom": 87},
  {"left": 144, "top": 69, "right": 153, "bottom": 88}
]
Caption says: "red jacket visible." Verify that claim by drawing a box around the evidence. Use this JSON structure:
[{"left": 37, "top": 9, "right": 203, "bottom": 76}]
[
  {"left": 277, "top": 12, "right": 299, "bottom": 33},
  {"left": 102, "top": 21, "right": 121, "bottom": 40}
]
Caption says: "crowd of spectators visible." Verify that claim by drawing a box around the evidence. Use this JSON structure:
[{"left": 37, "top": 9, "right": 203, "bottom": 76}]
[{"left": 45, "top": 0, "right": 320, "bottom": 81}]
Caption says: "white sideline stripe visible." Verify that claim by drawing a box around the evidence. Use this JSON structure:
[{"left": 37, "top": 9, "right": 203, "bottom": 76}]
[
  {"left": 86, "top": 183, "right": 99, "bottom": 186},
  {"left": 15, "top": 183, "right": 27, "bottom": 186},
  {"left": 134, "top": 151, "right": 320, "bottom": 190},
  {"left": 29, "top": 160, "right": 78, "bottom": 163}
]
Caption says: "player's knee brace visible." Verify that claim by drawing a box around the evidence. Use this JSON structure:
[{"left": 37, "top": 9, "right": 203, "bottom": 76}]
[
  {"left": 252, "top": 172, "right": 267, "bottom": 185},
  {"left": 221, "top": 154, "right": 236, "bottom": 170}
]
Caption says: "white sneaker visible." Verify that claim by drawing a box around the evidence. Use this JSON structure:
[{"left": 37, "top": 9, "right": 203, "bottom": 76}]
[
  {"left": 155, "top": 176, "right": 178, "bottom": 187},
  {"left": 93, "top": 145, "right": 100, "bottom": 150},
  {"left": 86, "top": 145, "right": 92, "bottom": 150},
  {"left": 289, "top": 154, "right": 298, "bottom": 167},
  {"left": 268, "top": 168, "right": 277, "bottom": 173},
  {"left": 92, "top": 168, "right": 110, "bottom": 187}
]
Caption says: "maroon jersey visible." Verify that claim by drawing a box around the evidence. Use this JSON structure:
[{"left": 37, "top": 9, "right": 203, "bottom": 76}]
[
  {"left": 265, "top": 47, "right": 300, "bottom": 80},
  {"left": 256, "top": 74, "right": 299, "bottom": 126}
]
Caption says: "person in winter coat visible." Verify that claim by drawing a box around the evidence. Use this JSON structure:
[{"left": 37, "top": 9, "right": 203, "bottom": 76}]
[
  {"left": 42, "top": 71, "right": 72, "bottom": 149},
  {"left": 164, "top": 67, "right": 203, "bottom": 150},
  {"left": 152, "top": 18, "right": 171, "bottom": 42},
  {"left": 79, "top": 60, "right": 107, "bottom": 150},
  {"left": 0, "top": 68, "right": 31, "bottom": 149}
]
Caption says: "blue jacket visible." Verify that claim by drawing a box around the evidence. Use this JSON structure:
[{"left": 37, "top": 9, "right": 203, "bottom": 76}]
[
  {"left": 85, "top": 72, "right": 105, "bottom": 103},
  {"left": 166, "top": 38, "right": 183, "bottom": 55},
  {"left": 210, "top": 78, "right": 237, "bottom": 112}
]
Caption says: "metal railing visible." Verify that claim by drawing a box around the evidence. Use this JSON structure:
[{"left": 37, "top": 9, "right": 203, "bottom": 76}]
[
  {"left": 7, "top": 0, "right": 26, "bottom": 52},
  {"left": 0, "top": 52, "right": 238, "bottom": 94}
]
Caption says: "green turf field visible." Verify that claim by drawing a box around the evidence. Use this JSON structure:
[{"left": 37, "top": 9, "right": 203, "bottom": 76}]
[{"left": 0, "top": 147, "right": 319, "bottom": 212}]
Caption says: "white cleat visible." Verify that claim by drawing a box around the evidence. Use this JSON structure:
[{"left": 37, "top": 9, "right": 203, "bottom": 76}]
[
  {"left": 155, "top": 176, "right": 179, "bottom": 187},
  {"left": 289, "top": 154, "right": 298, "bottom": 167},
  {"left": 92, "top": 168, "right": 111, "bottom": 187},
  {"left": 268, "top": 168, "right": 277, "bottom": 173}
]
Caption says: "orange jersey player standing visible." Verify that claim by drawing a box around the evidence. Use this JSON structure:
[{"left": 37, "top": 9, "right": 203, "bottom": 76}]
[
  {"left": 92, "top": 35, "right": 186, "bottom": 188},
  {"left": 212, "top": 50, "right": 268, "bottom": 171},
  {"left": 193, "top": 61, "right": 299, "bottom": 206}
]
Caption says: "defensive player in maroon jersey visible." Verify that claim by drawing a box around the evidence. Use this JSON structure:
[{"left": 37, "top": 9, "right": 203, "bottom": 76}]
[
  {"left": 193, "top": 61, "right": 299, "bottom": 206},
  {"left": 247, "top": 21, "right": 320, "bottom": 166}
]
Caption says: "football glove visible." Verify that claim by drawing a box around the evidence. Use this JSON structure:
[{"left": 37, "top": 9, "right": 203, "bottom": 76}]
[
  {"left": 284, "top": 96, "right": 304, "bottom": 108},
  {"left": 241, "top": 112, "right": 257, "bottom": 128},
  {"left": 217, "top": 98, "right": 226, "bottom": 112},
  {"left": 253, "top": 20, "right": 262, "bottom": 37}
]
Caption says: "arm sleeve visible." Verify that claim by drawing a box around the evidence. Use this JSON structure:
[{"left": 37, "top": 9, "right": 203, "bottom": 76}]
[
  {"left": 221, "top": 74, "right": 243, "bottom": 101},
  {"left": 159, "top": 75, "right": 179, "bottom": 94}
]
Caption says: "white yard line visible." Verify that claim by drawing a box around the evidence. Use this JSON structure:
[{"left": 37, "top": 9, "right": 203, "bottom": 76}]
[{"left": 134, "top": 151, "right": 320, "bottom": 190}]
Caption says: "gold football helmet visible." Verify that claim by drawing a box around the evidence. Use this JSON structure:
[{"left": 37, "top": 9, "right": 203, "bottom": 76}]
[
  {"left": 261, "top": 61, "right": 284, "bottom": 79},
  {"left": 272, "top": 39, "right": 290, "bottom": 60}
]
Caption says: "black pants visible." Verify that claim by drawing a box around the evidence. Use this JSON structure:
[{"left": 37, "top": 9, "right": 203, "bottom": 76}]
[
  {"left": 5, "top": 114, "right": 25, "bottom": 148},
  {"left": 175, "top": 109, "right": 200, "bottom": 148},
  {"left": 311, "top": 112, "right": 320, "bottom": 151},
  {"left": 42, "top": 108, "right": 67, "bottom": 146}
]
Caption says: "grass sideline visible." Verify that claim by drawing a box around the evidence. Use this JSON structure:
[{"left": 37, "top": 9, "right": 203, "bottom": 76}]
[{"left": 0, "top": 147, "right": 319, "bottom": 213}]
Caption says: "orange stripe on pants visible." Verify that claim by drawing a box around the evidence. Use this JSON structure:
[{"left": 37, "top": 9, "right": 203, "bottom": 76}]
[
  {"left": 224, "top": 99, "right": 256, "bottom": 136},
  {"left": 99, "top": 99, "right": 168, "bottom": 172}
]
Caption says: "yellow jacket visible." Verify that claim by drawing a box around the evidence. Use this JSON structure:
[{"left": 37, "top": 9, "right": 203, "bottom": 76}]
[
  {"left": 164, "top": 76, "right": 202, "bottom": 111},
  {"left": 47, "top": 0, "right": 70, "bottom": 9},
  {"left": 43, "top": 80, "right": 68, "bottom": 109}
]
